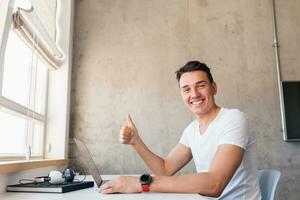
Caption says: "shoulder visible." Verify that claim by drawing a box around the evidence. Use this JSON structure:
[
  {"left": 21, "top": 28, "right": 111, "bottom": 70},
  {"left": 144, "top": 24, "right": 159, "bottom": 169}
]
[
  {"left": 217, "top": 108, "right": 248, "bottom": 136},
  {"left": 220, "top": 108, "right": 246, "bottom": 124},
  {"left": 217, "top": 108, "right": 249, "bottom": 148},
  {"left": 222, "top": 108, "right": 244, "bottom": 117}
]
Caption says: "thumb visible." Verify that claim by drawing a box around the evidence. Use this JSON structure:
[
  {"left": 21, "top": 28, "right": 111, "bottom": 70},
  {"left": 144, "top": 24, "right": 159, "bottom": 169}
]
[{"left": 127, "top": 114, "right": 136, "bottom": 127}]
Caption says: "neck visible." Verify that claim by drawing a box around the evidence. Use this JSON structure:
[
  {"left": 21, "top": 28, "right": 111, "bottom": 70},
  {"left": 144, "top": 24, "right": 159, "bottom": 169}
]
[{"left": 196, "top": 105, "right": 221, "bottom": 128}]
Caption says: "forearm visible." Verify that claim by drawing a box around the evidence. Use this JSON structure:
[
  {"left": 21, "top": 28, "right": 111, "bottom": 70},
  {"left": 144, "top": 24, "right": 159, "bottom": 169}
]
[
  {"left": 99, "top": 172, "right": 225, "bottom": 196},
  {"left": 150, "top": 173, "right": 224, "bottom": 197},
  {"left": 133, "top": 137, "right": 169, "bottom": 175}
]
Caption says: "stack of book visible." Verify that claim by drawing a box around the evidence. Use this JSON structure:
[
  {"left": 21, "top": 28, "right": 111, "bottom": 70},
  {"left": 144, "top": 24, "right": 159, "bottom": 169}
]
[{"left": 6, "top": 181, "right": 94, "bottom": 193}]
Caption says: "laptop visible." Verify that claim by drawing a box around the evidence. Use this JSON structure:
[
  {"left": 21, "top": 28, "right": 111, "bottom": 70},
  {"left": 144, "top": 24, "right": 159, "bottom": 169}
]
[{"left": 73, "top": 138, "right": 108, "bottom": 187}]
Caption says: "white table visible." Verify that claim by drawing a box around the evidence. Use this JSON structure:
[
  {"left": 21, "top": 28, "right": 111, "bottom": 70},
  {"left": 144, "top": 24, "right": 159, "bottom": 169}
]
[{"left": 0, "top": 175, "right": 209, "bottom": 200}]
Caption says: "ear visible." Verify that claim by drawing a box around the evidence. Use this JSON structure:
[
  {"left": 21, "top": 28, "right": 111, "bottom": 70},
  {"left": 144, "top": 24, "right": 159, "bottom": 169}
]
[{"left": 212, "top": 82, "right": 217, "bottom": 95}]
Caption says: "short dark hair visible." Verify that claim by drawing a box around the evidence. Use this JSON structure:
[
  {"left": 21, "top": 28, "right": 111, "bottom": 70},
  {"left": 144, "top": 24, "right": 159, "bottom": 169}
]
[{"left": 175, "top": 61, "right": 214, "bottom": 83}]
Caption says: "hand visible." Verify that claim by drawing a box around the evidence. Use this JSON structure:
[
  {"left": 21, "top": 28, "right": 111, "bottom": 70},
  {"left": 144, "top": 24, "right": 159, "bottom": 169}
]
[
  {"left": 98, "top": 176, "right": 141, "bottom": 194},
  {"left": 119, "top": 114, "right": 140, "bottom": 145}
]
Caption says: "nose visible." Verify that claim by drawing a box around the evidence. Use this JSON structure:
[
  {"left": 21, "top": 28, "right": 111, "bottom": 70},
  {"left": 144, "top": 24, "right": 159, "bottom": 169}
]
[{"left": 191, "top": 87, "right": 200, "bottom": 98}]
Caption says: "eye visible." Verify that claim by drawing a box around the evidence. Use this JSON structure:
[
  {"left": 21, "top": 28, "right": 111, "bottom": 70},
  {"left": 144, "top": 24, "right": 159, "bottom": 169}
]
[
  {"left": 196, "top": 84, "right": 205, "bottom": 89},
  {"left": 182, "top": 88, "right": 190, "bottom": 93}
]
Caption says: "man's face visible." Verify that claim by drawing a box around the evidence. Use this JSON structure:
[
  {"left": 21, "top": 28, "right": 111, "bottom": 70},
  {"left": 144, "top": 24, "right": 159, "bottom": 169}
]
[{"left": 179, "top": 70, "right": 217, "bottom": 117}]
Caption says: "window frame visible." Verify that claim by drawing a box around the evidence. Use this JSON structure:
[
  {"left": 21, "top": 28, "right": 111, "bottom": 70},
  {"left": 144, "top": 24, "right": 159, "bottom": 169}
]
[
  {"left": 0, "top": 0, "right": 74, "bottom": 164},
  {"left": 0, "top": 0, "right": 48, "bottom": 160},
  {"left": 0, "top": 0, "right": 13, "bottom": 92}
]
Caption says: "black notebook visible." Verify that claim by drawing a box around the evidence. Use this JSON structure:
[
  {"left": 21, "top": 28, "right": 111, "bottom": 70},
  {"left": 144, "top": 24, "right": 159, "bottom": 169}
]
[{"left": 6, "top": 181, "right": 94, "bottom": 193}]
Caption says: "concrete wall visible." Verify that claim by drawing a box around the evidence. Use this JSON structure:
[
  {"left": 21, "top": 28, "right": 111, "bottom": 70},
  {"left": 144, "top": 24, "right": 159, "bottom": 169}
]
[{"left": 70, "top": 0, "right": 300, "bottom": 199}]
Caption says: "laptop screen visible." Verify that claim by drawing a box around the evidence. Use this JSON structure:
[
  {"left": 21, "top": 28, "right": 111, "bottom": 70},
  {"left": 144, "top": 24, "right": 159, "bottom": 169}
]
[{"left": 73, "top": 138, "right": 103, "bottom": 187}]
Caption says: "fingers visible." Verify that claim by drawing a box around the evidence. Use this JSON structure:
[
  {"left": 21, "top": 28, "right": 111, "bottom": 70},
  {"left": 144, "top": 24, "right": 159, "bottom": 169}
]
[
  {"left": 123, "top": 126, "right": 133, "bottom": 137},
  {"left": 119, "top": 126, "right": 133, "bottom": 144},
  {"left": 98, "top": 181, "right": 114, "bottom": 194},
  {"left": 98, "top": 176, "right": 140, "bottom": 194},
  {"left": 119, "top": 114, "right": 138, "bottom": 144},
  {"left": 100, "top": 188, "right": 114, "bottom": 194}
]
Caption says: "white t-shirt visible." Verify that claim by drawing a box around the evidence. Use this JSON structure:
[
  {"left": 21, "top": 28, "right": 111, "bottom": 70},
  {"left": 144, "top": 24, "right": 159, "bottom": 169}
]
[{"left": 179, "top": 108, "right": 262, "bottom": 200}]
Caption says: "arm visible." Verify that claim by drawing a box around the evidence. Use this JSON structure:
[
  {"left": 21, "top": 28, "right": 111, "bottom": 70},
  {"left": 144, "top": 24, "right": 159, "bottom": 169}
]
[
  {"left": 150, "top": 144, "right": 244, "bottom": 196},
  {"left": 99, "top": 144, "right": 244, "bottom": 197},
  {"left": 120, "top": 114, "right": 192, "bottom": 176},
  {"left": 133, "top": 141, "right": 192, "bottom": 176}
]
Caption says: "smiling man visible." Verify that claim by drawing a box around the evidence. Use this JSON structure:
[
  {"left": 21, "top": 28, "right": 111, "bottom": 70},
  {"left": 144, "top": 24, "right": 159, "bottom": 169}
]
[{"left": 99, "top": 61, "right": 262, "bottom": 199}]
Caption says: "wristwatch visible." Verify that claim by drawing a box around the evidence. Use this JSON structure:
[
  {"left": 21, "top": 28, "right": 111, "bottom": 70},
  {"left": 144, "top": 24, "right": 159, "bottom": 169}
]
[{"left": 139, "top": 174, "right": 152, "bottom": 192}]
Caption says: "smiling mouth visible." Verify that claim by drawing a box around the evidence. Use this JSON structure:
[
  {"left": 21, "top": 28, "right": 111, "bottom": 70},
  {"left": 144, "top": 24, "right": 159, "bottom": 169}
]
[{"left": 190, "top": 98, "right": 205, "bottom": 105}]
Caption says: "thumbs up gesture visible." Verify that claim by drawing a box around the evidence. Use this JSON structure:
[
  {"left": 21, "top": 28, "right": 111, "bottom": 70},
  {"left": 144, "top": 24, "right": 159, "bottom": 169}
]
[{"left": 119, "top": 114, "right": 140, "bottom": 145}]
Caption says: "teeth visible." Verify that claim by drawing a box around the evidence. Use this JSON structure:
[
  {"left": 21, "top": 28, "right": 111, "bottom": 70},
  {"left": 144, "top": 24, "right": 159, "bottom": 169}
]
[{"left": 191, "top": 99, "right": 204, "bottom": 105}]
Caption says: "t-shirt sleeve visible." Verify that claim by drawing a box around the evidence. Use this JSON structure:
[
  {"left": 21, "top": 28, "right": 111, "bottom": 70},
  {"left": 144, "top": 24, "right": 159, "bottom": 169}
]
[
  {"left": 218, "top": 111, "right": 249, "bottom": 150},
  {"left": 179, "top": 126, "right": 191, "bottom": 148}
]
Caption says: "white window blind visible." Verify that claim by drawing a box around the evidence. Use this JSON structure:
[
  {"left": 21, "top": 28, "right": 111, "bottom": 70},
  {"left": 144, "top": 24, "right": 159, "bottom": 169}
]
[{"left": 12, "top": 0, "right": 64, "bottom": 69}]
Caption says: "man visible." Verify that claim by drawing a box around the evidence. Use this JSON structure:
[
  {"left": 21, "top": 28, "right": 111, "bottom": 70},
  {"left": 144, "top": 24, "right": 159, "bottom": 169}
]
[{"left": 99, "top": 61, "right": 262, "bottom": 199}]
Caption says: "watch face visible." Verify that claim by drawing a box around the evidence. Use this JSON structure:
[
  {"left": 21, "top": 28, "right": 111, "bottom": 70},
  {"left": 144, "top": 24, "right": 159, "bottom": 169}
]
[{"left": 139, "top": 174, "right": 152, "bottom": 184}]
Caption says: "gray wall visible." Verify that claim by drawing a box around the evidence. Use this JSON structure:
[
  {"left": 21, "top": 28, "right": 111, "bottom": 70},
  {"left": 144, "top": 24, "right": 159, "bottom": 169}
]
[{"left": 70, "top": 0, "right": 300, "bottom": 199}]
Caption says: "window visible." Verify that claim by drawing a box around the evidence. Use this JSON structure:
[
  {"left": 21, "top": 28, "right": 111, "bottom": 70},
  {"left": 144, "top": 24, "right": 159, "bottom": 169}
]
[
  {"left": 0, "top": 0, "right": 48, "bottom": 160},
  {"left": 0, "top": 0, "right": 73, "bottom": 163}
]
